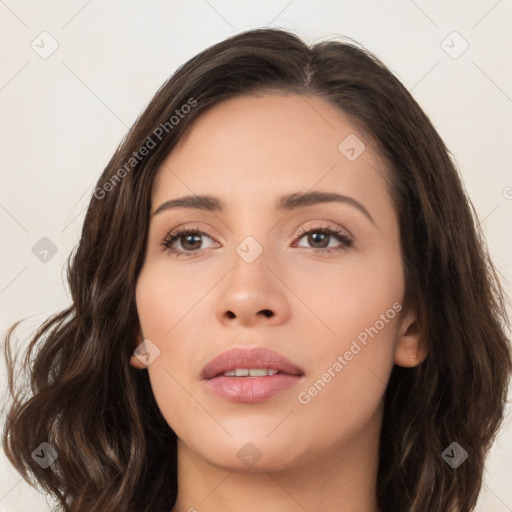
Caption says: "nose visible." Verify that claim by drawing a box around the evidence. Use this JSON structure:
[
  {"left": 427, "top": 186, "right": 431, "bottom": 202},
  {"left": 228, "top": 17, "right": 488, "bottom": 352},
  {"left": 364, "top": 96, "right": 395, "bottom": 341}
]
[{"left": 215, "top": 248, "right": 291, "bottom": 328}]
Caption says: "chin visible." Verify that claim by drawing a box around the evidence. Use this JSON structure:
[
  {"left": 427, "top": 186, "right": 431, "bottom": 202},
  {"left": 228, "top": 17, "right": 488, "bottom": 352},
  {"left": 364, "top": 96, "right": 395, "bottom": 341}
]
[{"left": 186, "top": 434, "right": 305, "bottom": 473}]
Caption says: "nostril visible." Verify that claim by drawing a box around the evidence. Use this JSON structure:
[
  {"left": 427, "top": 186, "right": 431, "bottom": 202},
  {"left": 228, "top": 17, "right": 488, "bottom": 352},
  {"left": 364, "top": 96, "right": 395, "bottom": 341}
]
[
  {"left": 259, "top": 309, "right": 273, "bottom": 318},
  {"left": 225, "top": 311, "right": 236, "bottom": 319}
]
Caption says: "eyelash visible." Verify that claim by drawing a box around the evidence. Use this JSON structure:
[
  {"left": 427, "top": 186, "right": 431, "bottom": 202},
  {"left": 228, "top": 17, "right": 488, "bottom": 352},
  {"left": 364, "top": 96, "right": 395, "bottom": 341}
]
[{"left": 160, "top": 223, "right": 353, "bottom": 258}]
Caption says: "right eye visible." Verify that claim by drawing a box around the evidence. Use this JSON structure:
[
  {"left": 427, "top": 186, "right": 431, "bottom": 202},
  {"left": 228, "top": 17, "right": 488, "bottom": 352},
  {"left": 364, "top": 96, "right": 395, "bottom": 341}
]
[{"left": 161, "top": 226, "right": 219, "bottom": 257}]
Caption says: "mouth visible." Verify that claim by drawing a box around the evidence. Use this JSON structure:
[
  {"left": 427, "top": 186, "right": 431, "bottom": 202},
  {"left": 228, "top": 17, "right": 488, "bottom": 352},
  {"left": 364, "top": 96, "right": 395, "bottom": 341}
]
[{"left": 201, "top": 347, "right": 305, "bottom": 404}]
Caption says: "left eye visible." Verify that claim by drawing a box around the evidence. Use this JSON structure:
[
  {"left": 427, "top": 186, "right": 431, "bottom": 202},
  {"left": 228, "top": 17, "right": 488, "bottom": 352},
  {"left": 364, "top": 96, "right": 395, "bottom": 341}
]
[
  {"left": 161, "top": 224, "right": 352, "bottom": 257},
  {"left": 294, "top": 225, "right": 353, "bottom": 253}
]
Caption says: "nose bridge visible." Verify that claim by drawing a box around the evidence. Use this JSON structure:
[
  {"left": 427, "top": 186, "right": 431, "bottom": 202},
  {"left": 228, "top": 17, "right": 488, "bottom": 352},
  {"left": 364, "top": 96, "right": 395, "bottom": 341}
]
[
  {"left": 227, "top": 235, "right": 272, "bottom": 298},
  {"left": 228, "top": 202, "right": 274, "bottom": 271}
]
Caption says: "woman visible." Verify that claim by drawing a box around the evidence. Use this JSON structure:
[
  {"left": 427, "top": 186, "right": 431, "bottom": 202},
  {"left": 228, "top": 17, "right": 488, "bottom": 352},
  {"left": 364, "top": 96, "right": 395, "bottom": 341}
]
[{"left": 3, "top": 27, "right": 511, "bottom": 512}]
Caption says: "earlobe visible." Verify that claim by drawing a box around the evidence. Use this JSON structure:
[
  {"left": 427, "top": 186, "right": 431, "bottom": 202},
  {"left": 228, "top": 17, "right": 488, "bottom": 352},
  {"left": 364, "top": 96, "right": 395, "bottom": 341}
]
[
  {"left": 129, "top": 328, "right": 146, "bottom": 369},
  {"left": 130, "top": 354, "right": 147, "bottom": 369},
  {"left": 394, "top": 310, "right": 427, "bottom": 368}
]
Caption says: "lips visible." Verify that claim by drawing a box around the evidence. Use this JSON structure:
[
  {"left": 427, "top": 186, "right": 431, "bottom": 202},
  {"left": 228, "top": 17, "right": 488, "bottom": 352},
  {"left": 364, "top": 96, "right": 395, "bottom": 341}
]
[
  {"left": 201, "top": 347, "right": 305, "bottom": 404},
  {"left": 201, "top": 347, "right": 304, "bottom": 379}
]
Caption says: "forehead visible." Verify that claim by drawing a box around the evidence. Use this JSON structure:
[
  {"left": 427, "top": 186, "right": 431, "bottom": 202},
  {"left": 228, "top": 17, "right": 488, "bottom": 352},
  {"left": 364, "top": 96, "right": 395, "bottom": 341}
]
[{"left": 151, "top": 93, "right": 391, "bottom": 216}]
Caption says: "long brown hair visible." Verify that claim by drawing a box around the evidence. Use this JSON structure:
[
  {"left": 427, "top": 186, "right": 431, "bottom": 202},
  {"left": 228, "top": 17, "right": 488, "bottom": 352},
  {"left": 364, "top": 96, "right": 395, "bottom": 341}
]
[{"left": 3, "top": 27, "right": 511, "bottom": 512}]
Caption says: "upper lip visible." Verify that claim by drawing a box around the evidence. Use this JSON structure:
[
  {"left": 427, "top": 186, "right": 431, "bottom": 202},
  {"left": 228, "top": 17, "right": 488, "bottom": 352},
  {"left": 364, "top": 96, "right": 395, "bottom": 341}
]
[{"left": 201, "top": 347, "right": 305, "bottom": 380}]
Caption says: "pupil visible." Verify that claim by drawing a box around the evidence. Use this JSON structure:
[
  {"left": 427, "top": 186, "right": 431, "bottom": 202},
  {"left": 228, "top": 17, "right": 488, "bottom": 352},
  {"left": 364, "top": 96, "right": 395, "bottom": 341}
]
[
  {"left": 182, "top": 234, "right": 201, "bottom": 250},
  {"left": 309, "top": 232, "right": 328, "bottom": 248}
]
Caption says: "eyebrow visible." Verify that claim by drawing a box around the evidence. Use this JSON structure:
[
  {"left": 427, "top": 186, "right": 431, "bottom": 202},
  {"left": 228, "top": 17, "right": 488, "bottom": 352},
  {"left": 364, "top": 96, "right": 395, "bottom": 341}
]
[{"left": 153, "top": 191, "right": 375, "bottom": 225}]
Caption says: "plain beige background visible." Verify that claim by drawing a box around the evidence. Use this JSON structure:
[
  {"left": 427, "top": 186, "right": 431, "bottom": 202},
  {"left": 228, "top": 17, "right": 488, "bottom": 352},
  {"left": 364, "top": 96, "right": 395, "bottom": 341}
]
[{"left": 1, "top": 1, "right": 511, "bottom": 510}]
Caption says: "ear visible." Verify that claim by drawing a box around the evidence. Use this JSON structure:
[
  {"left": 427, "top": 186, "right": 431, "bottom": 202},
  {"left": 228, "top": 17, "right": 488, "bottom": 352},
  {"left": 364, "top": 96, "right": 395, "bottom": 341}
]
[
  {"left": 129, "top": 327, "right": 146, "bottom": 369},
  {"left": 394, "top": 307, "right": 427, "bottom": 368}
]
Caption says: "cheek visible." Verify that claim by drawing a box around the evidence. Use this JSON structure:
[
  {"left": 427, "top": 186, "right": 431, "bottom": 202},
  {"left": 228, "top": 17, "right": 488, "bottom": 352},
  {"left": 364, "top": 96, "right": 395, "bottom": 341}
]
[
  {"left": 146, "top": 362, "right": 200, "bottom": 440},
  {"left": 290, "top": 244, "right": 404, "bottom": 415},
  {"left": 135, "top": 266, "right": 205, "bottom": 379},
  {"left": 135, "top": 262, "right": 208, "bottom": 338},
  {"left": 135, "top": 269, "right": 208, "bottom": 439},
  {"left": 293, "top": 297, "right": 401, "bottom": 449},
  {"left": 289, "top": 242, "right": 405, "bottom": 347}
]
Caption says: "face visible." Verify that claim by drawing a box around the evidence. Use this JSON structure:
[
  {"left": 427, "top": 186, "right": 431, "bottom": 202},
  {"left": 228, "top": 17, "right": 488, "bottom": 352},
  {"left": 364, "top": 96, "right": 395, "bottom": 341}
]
[{"left": 132, "top": 93, "right": 422, "bottom": 472}]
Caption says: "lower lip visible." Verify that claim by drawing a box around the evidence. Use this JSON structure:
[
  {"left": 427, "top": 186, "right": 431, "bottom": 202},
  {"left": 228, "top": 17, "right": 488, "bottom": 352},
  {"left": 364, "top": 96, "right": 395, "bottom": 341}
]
[{"left": 204, "top": 374, "right": 304, "bottom": 403}]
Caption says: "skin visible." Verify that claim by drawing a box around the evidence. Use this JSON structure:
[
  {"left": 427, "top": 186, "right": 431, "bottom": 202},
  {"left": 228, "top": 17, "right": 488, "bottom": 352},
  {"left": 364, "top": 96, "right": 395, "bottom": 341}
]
[{"left": 131, "top": 93, "right": 425, "bottom": 512}]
